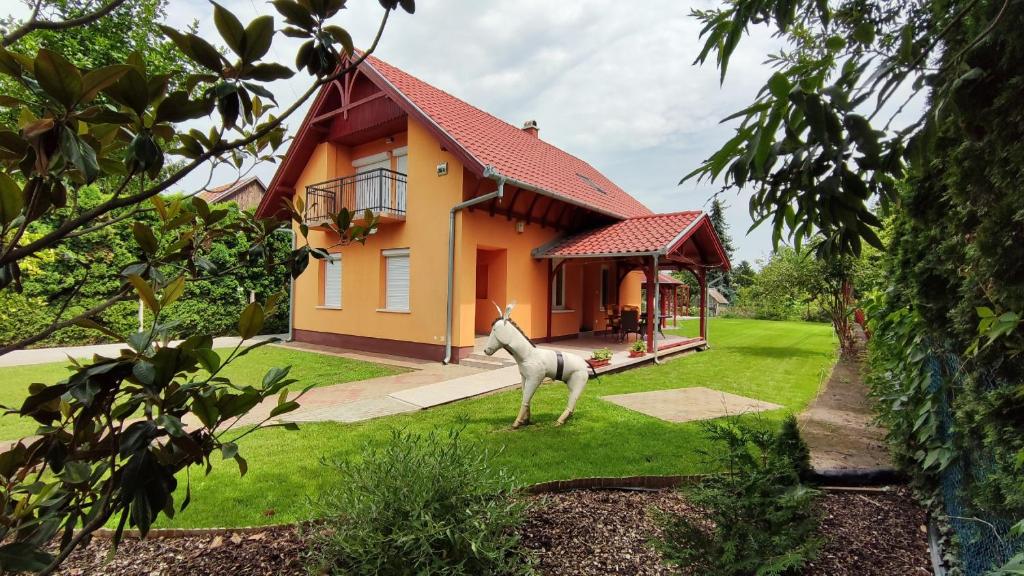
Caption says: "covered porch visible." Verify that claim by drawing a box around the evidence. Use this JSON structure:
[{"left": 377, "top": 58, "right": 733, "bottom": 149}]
[
  {"left": 475, "top": 331, "right": 706, "bottom": 374},
  {"left": 532, "top": 211, "right": 731, "bottom": 357}
]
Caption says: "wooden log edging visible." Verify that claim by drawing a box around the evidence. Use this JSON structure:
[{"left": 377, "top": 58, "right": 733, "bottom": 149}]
[
  {"left": 523, "top": 474, "right": 701, "bottom": 494},
  {"left": 91, "top": 522, "right": 296, "bottom": 540}
]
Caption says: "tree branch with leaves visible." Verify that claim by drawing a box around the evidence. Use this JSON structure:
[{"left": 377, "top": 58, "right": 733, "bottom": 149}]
[{"left": 0, "top": 0, "right": 416, "bottom": 572}]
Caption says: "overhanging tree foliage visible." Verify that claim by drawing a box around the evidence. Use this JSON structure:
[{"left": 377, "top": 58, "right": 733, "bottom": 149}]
[
  {"left": 0, "top": 0, "right": 416, "bottom": 572},
  {"left": 689, "top": 0, "right": 1024, "bottom": 568}
]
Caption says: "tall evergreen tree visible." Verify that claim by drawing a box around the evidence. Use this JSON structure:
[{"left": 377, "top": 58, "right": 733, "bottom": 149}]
[{"left": 708, "top": 198, "right": 735, "bottom": 299}]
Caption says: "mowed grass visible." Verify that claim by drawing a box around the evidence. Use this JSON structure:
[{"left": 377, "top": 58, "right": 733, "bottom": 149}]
[
  {"left": 0, "top": 345, "right": 408, "bottom": 441},
  {"left": 158, "top": 318, "right": 836, "bottom": 529}
]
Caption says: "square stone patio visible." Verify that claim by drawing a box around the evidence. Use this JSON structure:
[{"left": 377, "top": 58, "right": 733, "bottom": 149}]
[{"left": 601, "top": 387, "right": 783, "bottom": 423}]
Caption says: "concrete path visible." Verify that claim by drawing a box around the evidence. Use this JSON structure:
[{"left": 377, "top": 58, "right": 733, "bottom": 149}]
[
  {"left": 0, "top": 334, "right": 287, "bottom": 367},
  {"left": 390, "top": 365, "right": 521, "bottom": 408}
]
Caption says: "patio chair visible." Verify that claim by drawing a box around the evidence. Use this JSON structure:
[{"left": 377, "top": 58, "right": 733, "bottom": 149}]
[{"left": 619, "top": 309, "right": 641, "bottom": 342}]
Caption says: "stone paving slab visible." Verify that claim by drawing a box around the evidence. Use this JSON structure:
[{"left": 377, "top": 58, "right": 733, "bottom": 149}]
[
  {"left": 389, "top": 365, "right": 521, "bottom": 408},
  {"left": 601, "top": 387, "right": 783, "bottom": 423},
  {"left": 282, "top": 396, "right": 419, "bottom": 423}
]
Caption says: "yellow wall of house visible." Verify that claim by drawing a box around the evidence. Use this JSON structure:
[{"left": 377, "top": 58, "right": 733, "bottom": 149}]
[
  {"left": 455, "top": 210, "right": 562, "bottom": 347},
  {"left": 288, "top": 115, "right": 646, "bottom": 353},
  {"left": 620, "top": 270, "right": 645, "bottom": 309},
  {"left": 291, "top": 118, "right": 463, "bottom": 347}
]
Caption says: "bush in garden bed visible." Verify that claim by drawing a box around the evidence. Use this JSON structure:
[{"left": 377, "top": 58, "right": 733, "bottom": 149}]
[
  {"left": 654, "top": 414, "right": 820, "bottom": 576},
  {"left": 305, "top": 428, "right": 533, "bottom": 576}
]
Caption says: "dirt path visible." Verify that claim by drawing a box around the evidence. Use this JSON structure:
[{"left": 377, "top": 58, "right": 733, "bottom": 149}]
[{"left": 798, "top": 334, "right": 892, "bottom": 471}]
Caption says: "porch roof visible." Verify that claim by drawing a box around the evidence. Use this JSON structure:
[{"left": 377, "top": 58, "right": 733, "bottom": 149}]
[{"left": 531, "top": 211, "right": 731, "bottom": 271}]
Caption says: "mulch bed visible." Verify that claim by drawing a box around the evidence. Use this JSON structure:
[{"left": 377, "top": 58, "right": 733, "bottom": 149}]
[
  {"left": 55, "top": 487, "right": 931, "bottom": 575},
  {"left": 55, "top": 527, "right": 307, "bottom": 576}
]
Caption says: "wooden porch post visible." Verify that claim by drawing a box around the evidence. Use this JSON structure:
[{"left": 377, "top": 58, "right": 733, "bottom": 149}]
[
  {"left": 698, "top": 268, "right": 707, "bottom": 341},
  {"left": 673, "top": 286, "right": 678, "bottom": 328},
  {"left": 645, "top": 259, "right": 656, "bottom": 352},
  {"left": 546, "top": 258, "right": 553, "bottom": 342}
]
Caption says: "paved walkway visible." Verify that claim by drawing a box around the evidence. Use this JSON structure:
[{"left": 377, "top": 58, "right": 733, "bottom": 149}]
[
  {"left": 0, "top": 334, "right": 287, "bottom": 367},
  {"left": 1, "top": 334, "right": 703, "bottom": 442},
  {"left": 224, "top": 341, "right": 483, "bottom": 426}
]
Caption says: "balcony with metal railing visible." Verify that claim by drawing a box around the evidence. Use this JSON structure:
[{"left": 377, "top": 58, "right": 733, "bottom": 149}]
[{"left": 304, "top": 168, "right": 407, "bottom": 226}]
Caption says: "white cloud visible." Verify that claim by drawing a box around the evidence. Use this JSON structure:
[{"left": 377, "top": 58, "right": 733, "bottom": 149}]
[{"left": 5, "top": 0, "right": 788, "bottom": 263}]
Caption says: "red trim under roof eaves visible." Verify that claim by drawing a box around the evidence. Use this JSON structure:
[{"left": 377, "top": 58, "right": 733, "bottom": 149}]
[{"left": 255, "top": 83, "right": 332, "bottom": 219}]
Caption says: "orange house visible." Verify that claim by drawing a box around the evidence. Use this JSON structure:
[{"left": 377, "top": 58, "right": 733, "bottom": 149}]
[{"left": 256, "top": 56, "right": 730, "bottom": 363}]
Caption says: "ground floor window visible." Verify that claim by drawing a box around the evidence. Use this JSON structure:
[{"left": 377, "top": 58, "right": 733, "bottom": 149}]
[
  {"left": 552, "top": 265, "right": 566, "bottom": 310},
  {"left": 382, "top": 248, "right": 410, "bottom": 312},
  {"left": 322, "top": 254, "right": 342, "bottom": 308}
]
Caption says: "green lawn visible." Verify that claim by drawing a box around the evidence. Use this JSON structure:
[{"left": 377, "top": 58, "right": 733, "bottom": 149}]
[
  {"left": 0, "top": 345, "right": 407, "bottom": 441},
  {"left": 155, "top": 318, "right": 836, "bottom": 529}
]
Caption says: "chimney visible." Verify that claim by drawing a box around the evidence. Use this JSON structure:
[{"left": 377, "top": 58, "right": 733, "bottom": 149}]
[{"left": 522, "top": 119, "right": 539, "bottom": 138}]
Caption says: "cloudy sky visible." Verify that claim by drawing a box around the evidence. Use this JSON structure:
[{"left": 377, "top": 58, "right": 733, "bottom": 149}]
[{"left": 11, "top": 0, "right": 788, "bottom": 264}]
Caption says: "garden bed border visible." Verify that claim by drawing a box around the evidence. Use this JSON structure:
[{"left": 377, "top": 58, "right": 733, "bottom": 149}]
[{"left": 95, "top": 471, "right": 905, "bottom": 538}]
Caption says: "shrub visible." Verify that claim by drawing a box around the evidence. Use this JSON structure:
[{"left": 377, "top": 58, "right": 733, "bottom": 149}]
[
  {"left": 591, "top": 348, "right": 612, "bottom": 361},
  {"left": 306, "top": 429, "right": 533, "bottom": 576},
  {"left": 655, "top": 415, "right": 821, "bottom": 576},
  {"left": 630, "top": 339, "right": 647, "bottom": 353}
]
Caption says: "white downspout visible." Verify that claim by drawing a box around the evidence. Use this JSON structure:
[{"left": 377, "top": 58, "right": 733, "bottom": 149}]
[
  {"left": 653, "top": 254, "right": 661, "bottom": 364},
  {"left": 442, "top": 166, "right": 505, "bottom": 364}
]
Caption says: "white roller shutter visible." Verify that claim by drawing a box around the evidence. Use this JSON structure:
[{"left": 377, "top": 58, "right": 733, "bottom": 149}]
[
  {"left": 384, "top": 249, "right": 409, "bottom": 312},
  {"left": 323, "top": 256, "right": 342, "bottom": 308}
]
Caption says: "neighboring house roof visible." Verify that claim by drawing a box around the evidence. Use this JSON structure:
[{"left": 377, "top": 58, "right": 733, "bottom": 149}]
[
  {"left": 362, "top": 56, "right": 653, "bottom": 220},
  {"left": 657, "top": 273, "right": 684, "bottom": 285},
  {"left": 532, "top": 211, "right": 703, "bottom": 257},
  {"left": 199, "top": 176, "right": 266, "bottom": 204},
  {"left": 708, "top": 288, "right": 729, "bottom": 304}
]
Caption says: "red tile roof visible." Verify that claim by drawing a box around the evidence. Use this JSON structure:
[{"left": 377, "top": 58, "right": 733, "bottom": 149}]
[
  {"left": 657, "top": 273, "right": 684, "bottom": 285},
  {"left": 534, "top": 211, "right": 703, "bottom": 257},
  {"left": 364, "top": 56, "right": 653, "bottom": 219}
]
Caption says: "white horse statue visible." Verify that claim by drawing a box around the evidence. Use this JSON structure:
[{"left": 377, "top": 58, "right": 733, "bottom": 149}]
[{"left": 483, "top": 302, "right": 592, "bottom": 428}]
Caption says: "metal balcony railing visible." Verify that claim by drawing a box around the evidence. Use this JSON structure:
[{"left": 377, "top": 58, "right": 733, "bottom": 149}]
[{"left": 304, "top": 168, "right": 407, "bottom": 223}]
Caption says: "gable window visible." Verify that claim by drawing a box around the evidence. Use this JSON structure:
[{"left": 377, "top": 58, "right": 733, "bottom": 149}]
[
  {"left": 382, "top": 248, "right": 410, "bottom": 312},
  {"left": 321, "top": 255, "right": 342, "bottom": 309},
  {"left": 552, "top": 265, "right": 566, "bottom": 310}
]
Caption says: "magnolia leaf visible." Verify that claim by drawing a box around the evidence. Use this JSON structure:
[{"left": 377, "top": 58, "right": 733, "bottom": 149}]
[
  {"left": 244, "top": 63, "right": 294, "bottom": 82},
  {"left": 126, "top": 274, "right": 159, "bottom": 312},
  {"left": 132, "top": 222, "right": 159, "bottom": 254},
  {"left": 212, "top": 2, "right": 246, "bottom": 57},
  {"left": 80, "top": 65, "right": 132, "bottom": 104},
  {"left": 161, "top": 275, "right": 186, "bottom": 307},
  {"left": 243, "top": 16, "right": 275, "bottom": 63},
  {"left": 34, "top": 49, "right": 82, "bottom": 109},
  {"left": 271, "top": 0, "right": 315, "bottom": 30},
  {"left": 324, "top": 25, "right": 354, "bottom": 56},
  {"left": 238, "top": 301, "right": 264, "bottom": 339},
  {"left": 155, "top": 91, "right": 214, "bottom": 124},
  {"left": 0, "top": 172, "right": 24, "bottom": 225}
]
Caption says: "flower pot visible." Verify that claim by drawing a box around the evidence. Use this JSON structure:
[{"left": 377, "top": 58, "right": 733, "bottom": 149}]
[
  {"left": 629, "top": 350, "right": 646, "bottom": 358},
  {"left": 589, "top": 358, "right": 611, "bottom": 368}
]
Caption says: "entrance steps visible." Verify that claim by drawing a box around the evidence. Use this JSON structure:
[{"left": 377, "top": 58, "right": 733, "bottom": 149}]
[{"left": 460, "top": 353, "right": 516, "bottom": 370}]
